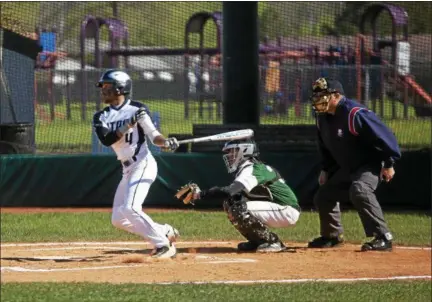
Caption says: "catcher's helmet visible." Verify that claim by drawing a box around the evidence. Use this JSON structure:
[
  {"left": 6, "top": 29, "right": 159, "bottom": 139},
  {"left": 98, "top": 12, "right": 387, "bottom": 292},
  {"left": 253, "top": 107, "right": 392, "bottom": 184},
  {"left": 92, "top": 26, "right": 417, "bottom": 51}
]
[
  {"left": 96, "top": 69, "right": 132, "bottom": 95},
  {"left": 310, "top": 77, "right": 344, "bottom": 114},
  {"left": 222, "top": 138, "right": 259, "bottom": 173}
]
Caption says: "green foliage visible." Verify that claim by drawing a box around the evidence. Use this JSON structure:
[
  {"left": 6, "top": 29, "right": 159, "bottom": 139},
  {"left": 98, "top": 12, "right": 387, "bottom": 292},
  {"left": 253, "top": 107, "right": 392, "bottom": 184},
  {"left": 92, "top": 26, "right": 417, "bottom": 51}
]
[
  {"left": 0, "top": 2, "right": 40, "bottom": 36},
  {"left": 327, "top": 1, "right": 432, "bottom": 36},
  {"left": 1, "top": 2, "right": 430, "bottom": 48}
]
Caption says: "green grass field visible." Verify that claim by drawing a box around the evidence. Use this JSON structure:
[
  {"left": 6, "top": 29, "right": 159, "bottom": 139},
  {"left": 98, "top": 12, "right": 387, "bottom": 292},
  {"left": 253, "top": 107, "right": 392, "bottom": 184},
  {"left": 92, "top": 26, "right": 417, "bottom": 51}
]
[
  {"left": 1, "top": 211, "right": 431, "bottom": 245},
  {"left": 0, "top": 210, "right": 431, "bottom": 301},
  {"left": 35, "top": 99, "right": 431, "bottom": 153},
  {"left": 2, "top": 281, "right": 431, "bottom": 302}
]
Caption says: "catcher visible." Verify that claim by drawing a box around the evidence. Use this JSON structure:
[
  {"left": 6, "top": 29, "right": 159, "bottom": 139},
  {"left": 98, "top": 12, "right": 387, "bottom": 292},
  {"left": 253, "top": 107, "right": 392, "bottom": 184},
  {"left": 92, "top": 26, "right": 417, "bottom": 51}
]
[{"left": 175, "top": 139, "right": 301, "bottom": 253}]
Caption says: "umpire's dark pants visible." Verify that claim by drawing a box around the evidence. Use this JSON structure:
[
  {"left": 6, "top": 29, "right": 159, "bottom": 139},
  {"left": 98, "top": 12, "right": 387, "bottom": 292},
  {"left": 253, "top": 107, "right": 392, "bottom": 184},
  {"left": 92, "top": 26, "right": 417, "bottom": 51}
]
[{"left": 314, "top": 164, "right": 390, "bottom": 238}]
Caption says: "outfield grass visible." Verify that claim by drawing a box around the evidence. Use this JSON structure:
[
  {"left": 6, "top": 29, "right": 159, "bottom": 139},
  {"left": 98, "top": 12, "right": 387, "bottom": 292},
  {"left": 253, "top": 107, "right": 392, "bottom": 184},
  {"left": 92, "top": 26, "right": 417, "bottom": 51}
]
[
  {"left": 1, "top": 281, "right": 431, "bottom": 302},
  {"left": 1, "top": 210, "right": 430, "bottom": 246},
  {"left": 35, "top": 99, "right": 431, "bottom": 153}
]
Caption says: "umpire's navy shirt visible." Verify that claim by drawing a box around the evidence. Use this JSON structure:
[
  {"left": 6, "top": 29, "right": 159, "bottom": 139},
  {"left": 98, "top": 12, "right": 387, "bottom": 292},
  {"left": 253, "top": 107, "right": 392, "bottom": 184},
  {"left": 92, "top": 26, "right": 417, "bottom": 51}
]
[{"left": 316, "top": 97, "right": 402, "bottom": 173}]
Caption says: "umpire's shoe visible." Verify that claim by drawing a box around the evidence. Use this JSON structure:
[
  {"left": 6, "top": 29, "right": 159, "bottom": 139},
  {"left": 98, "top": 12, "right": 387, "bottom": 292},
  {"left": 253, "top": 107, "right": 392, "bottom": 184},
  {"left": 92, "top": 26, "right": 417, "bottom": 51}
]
[
  {"left": 361, "top": 233, "right": 393, "bottom": 252},
  {"left": 308, "top": 234, "right": 345, "bottom": 248}
]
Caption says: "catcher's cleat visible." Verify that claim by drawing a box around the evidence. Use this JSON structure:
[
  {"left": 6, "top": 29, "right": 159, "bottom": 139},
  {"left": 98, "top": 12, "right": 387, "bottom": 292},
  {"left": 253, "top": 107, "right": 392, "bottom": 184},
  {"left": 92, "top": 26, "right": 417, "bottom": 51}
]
[
  {"left": 166, "top": 224, "right": 180, "bottom": 244},
  {"left": 361, "top": 235, "right": 393, "bottom": 252},
  {"left": 256, "top": 241, "right": 287, "bottom": 253},
  {"left": 308, "top": 234, "right": 345, "bottom": 248},
  {"left": 151, "top": 243, "right": 177, "bottom": 259},
  {"left": 237, "top": 240, "right": 262, "bottom": 251}
]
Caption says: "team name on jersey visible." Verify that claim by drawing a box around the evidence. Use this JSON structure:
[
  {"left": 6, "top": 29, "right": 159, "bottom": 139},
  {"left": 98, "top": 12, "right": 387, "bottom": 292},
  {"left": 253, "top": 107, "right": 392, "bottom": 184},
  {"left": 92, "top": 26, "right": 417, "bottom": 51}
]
[{"left": 108, "top": 119, "right": 133, "bottom": 132}]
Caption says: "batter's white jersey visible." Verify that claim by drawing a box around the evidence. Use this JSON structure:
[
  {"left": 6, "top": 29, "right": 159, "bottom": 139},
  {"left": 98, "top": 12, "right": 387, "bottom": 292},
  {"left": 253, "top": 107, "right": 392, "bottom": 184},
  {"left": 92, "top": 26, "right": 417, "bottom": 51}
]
[
  {"left": 92, "top": 99, "right": 161, "bottom": 161},
  {"left": 93, "top": 98, "right": 174, "bottom": 249}
]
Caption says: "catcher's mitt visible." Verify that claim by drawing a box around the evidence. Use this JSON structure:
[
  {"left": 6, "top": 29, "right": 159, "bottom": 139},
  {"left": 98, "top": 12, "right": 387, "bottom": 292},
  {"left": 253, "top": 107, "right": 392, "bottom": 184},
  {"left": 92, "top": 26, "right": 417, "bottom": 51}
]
[{"left": 175, "top": 183, "right": 201, "bottom": 205}]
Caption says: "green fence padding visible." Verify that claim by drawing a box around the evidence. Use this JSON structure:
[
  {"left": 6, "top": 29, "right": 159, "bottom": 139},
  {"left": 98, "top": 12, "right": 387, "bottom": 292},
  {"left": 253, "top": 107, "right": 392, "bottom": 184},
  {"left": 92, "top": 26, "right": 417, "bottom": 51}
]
[
  {"left": 0, "top": 150, "right": 430, "bottom": 209},
  {"left": 0, "top": 154, "right": 121, "bottom": 207}
]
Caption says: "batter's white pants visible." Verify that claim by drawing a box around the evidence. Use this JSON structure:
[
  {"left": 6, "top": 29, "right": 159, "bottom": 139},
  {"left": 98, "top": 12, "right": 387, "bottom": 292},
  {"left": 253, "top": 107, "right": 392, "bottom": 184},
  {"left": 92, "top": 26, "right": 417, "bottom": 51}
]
[
  {"left": 111, "top": 153, "right": 171, "bottom": 248},
  {"left": 246, "top": 201, "right": 300, "bottom": 228}
]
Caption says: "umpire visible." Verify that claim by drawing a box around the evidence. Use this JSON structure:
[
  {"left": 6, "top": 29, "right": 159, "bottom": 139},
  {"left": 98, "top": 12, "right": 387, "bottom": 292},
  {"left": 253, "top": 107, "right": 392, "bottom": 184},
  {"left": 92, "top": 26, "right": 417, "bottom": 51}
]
[{"left": 307, "top": 77, "right": 401, "bottom": 252}]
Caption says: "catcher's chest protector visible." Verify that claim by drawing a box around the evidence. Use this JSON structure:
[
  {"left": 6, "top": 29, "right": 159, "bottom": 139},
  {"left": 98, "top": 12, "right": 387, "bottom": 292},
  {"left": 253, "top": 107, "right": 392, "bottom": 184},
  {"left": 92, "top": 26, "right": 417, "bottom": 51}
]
[{"left": 224, "top": 199, "right": 279, "bottom": 244}]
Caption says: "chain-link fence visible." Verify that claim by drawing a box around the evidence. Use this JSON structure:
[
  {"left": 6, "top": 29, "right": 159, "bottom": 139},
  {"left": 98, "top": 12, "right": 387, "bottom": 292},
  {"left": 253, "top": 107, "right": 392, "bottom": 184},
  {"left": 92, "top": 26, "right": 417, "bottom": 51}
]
[{"left": 1, "top": 1, "right": 431, "bottom": 154}]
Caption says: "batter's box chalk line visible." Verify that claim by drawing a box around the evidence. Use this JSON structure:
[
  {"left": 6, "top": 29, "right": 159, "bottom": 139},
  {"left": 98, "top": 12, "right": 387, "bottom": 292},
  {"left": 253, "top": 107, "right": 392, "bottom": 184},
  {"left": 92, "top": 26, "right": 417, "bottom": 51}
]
[
  {"left": 1, "top": 265, "right": 144, "bottom": 273},
  {"left": 0, "top": 255, "right": 256, "bottom": 273}
]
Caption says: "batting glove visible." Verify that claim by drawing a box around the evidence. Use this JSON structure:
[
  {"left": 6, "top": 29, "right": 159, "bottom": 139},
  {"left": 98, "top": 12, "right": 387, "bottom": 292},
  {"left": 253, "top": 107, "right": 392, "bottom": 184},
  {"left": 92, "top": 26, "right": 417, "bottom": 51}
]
[{"left": 164, "top": 137, "right": 179, "bottom": 151}]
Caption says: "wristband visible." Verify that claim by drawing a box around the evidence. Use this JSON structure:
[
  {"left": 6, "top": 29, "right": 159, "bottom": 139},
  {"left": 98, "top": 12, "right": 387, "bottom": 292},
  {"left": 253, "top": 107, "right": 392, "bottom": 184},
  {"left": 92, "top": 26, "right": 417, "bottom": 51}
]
[{"left": 383, "top": 158, "right": 394, "bottom": 168}]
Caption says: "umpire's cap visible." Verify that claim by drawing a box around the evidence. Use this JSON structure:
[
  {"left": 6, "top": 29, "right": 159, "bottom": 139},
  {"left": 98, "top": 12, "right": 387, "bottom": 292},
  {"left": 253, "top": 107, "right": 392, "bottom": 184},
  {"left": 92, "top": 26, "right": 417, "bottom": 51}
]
[{"left": 312, "top": 77, "right": 345, "bottom": 95}]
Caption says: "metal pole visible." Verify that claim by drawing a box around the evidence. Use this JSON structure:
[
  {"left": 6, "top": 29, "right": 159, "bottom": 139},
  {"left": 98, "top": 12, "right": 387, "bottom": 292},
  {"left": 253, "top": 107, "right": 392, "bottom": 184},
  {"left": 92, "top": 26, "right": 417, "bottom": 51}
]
[{"left": 222, "top": 2, "right": 259, "bottom": 126}]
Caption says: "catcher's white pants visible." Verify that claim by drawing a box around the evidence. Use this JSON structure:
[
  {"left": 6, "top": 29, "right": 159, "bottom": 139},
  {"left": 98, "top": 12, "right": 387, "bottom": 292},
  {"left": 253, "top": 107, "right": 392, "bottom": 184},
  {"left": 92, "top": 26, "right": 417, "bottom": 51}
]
[
  {"left": 111, "top": 153, "right": 171, "bottom": 248},
  {"left": 247, "top": 201, "right": 300, "bottom": 228}
]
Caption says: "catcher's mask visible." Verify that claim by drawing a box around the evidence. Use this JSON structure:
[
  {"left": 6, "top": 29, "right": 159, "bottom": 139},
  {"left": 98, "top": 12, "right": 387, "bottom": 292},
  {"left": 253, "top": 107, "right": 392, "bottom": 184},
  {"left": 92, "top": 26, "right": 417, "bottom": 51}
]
[
  {"left": 222, "top": 139, "right": 258, "bottom": 173},
  {"left": 310, "top": 77, "right": 344, "bottom": 114}
]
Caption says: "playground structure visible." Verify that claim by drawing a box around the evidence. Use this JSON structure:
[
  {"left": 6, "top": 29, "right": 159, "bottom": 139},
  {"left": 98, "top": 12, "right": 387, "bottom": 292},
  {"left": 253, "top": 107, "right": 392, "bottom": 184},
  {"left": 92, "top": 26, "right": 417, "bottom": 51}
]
[
  {"left": 34, "top": 3, "right": 432, "bottom": 122},
  {"left": 104, "top": 4, "right": 432, "bottom": 118},
  {"left": 79, "top": 15, "right": 130, "bottom": 121}
]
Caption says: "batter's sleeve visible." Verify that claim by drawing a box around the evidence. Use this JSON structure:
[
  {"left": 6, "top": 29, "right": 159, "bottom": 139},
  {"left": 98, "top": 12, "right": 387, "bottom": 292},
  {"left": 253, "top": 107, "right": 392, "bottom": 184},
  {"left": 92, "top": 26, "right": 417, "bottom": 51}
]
[
  {"left": 351, "top": 108, "right": 402, "bottom": 168},
  {"left": 92, "top": 112, "right": 120, "bottom": 146},
  {"left": 139, "top": 114, "right": 162, "bottom": 143}
]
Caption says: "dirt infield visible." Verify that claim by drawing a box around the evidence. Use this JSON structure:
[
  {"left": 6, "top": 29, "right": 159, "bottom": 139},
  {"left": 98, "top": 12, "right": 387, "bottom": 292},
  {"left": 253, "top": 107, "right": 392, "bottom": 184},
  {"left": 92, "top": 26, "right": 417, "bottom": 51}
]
[
  {"left": 1, "top": 207, "right": 431, "bottom": 284},
  {"left": 1, "top": 241, "right": 431, "bottom": 284}
]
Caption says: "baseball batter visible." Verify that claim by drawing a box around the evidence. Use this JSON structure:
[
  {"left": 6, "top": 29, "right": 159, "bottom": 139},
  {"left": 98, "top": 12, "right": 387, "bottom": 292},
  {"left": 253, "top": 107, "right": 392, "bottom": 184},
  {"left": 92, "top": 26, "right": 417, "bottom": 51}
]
[
  {"left": 175, "top": 139, "right": 301, "bottom": 253},
  {"left": 92, "top": 69, "right": 180, "bottom": 258}
]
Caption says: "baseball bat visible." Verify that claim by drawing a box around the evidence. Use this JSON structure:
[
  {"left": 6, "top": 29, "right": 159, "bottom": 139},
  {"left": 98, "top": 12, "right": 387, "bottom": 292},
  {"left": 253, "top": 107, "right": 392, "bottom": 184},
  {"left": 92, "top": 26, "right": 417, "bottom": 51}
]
[{"left": 177, "top": 129, "right": 254, "bottom": 145}]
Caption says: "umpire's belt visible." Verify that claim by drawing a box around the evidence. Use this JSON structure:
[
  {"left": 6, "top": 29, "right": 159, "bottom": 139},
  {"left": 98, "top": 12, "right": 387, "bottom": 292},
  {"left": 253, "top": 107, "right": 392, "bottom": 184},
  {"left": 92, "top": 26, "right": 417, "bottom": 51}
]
[{"left": 121, "top": 156, "right": 137, "bottom": 167}]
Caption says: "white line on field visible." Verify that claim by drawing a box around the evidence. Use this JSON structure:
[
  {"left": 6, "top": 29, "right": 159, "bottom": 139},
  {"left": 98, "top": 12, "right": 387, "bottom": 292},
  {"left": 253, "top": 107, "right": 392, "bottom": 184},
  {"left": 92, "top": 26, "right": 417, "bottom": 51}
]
[
  {"left": 0, "top": 241, "right": 229, "bottom": 247},
  {"left": 0, "top": 257, "right": 256, "bottom": 272},
  {"left": 20, "top": 256, "right": 92, "bottom": 260},
  {"left": 0, "top": 265, "right": 144, "bottom": 272},
  {"left": 145, "top": 275, "right": 432, "bottom": 285},
  {"left": 18, "top": 247, "right": 134, "bottom": 251},
  {"left": 1, "top": 241, "right": 430, "bottom": 250},
  {"left": 1, "top": 264, "right": 429, "bottom": 284},
  {"left": 194, "top": 255, "right": 256, "bottom": 263}
]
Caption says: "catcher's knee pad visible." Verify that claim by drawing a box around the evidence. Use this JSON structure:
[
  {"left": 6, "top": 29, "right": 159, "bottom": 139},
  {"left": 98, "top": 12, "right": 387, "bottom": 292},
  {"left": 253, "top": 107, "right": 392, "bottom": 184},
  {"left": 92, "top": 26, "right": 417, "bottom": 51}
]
[{"left": 225, "top": 199, "right": 279, "bottom": 244}]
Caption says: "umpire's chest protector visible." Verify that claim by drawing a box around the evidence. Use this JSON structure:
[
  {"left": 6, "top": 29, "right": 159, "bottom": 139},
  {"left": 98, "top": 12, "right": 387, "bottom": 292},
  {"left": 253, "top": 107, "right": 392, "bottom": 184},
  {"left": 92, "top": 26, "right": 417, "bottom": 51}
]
[{"left": 317, "top": 99, "right": 370, "bottom": 170}]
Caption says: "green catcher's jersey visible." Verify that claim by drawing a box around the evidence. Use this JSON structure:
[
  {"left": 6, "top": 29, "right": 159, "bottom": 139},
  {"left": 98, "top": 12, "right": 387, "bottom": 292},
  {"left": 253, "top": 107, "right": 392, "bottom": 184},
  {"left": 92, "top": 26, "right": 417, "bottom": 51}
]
[{"left": 234, "top": 161, "right": 300, "bottom": 210}]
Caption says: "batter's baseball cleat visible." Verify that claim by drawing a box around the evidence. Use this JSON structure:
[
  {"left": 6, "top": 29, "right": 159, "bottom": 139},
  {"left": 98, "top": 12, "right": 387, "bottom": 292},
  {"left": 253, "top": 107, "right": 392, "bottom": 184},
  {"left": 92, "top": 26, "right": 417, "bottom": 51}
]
[
  {"left": 151, "top": 243, "right": 177, "bottom": 259},
  {"left": 308, "top": 234, "right": 345, "bottom": 248},
  {"left": 256, "top": 241, "right": 287, "bottom": 253},
  {"left": 361, "top": 234, "right": 393, "bottom": 252},
  {"left": 165, "top": 224, "right": 180, "bottom": 244}
]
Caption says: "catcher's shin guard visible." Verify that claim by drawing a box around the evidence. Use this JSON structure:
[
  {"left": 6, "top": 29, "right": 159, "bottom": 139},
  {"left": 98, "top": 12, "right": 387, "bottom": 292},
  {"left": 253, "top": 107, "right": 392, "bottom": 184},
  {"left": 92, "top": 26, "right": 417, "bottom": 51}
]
[{"left": 223, "top": 199, "right": 280, "bottom": 244}]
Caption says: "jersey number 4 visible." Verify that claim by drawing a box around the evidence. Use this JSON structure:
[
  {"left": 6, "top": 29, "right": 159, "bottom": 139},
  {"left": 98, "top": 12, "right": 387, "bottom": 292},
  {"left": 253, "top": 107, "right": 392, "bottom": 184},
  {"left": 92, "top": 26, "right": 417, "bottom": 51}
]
[{"left": 125, "top": 133, "right": 133, "bottom": 145}]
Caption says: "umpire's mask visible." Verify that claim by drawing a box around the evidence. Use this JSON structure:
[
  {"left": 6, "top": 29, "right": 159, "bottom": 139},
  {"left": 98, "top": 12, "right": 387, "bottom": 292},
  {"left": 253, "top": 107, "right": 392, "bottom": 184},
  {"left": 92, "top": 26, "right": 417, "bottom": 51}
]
[{"left": 310, "top": 77, "right": 344, "bottom": 114}]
